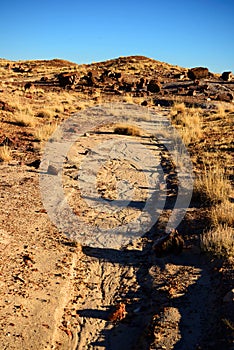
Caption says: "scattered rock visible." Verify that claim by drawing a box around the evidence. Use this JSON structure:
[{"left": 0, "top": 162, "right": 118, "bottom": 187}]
[
  {"left": 174, "top": 73, "right": 185, "bottom": 80},
  {"left": 24, "top": 82, "right": 34, "bottom": 91},
  {"left": 147, "top": 79, "right": 161, "bottom": 93},
  {"left": 136, "top": 78, "right": 146, "bottom": 90},
  {"left": 187, "top": 67, "right": 209, "bottom": 80},
  {"left": 153, "top": 229, "right": 184, "bottom": 257},
  {"left": 108, "top": 303, "right": 127, "bottom": 322},
  {"left": 26, "top": 159, "right": 41, "bottom": 169},
  {"left": 47, "top": 164, "right": 59, "bottom": 175},
  {"left": 57, "top": 72, "right": 78, "bottom": 87},
  {"left": 40, "top": 76, "right": 49, "bottom": 82},
  {"left": 0, "top": 100, "right": 14, "bottom": 113},
  {"left": 150, "top": 307, "right": 181, "bottom": 349},
  {"left": 12, "top": 66, "right": 26, "bottom": 73},
  {"left": 221, "top": 71, "right": 232, "bottom": 82},
  {"left": 216, "top": 92, "right": 233, "bottom": 102}
]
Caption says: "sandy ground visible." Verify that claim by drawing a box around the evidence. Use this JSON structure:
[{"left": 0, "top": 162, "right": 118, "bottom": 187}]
[{"left": 0, "top": 105, "right": 226, "bottom": 350}]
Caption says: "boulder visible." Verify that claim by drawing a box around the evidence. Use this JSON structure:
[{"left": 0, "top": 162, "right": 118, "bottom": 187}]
[
  {"left": 40, "top": 76, "right": 49, "bottom": 82},
  {"left": 221, "top": 71, "right": 232, "bottom": 81},
  {"left": 24, "top": 82, "right": 34, "bottom": 91},
  {"left": 101, "top": 70, "right": 121, "bottom": 81},
  {"left": 57, "top": 72, "right": 78, "bottom": 87},
  {"left": 147, "top": 79, "right": 161, "bottom": 93},
  {"left": 174, "top": 73, "right": 185, "bottom": 80},
  {"left": 187, "top": 67, "right": 209, "bottom": 80},
  {"left": 136, "top": 78, "right": 146, "bottom": 90}
]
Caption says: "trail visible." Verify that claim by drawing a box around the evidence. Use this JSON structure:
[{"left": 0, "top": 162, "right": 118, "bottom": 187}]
[
  {"left": 50, "top": 105, "right": 220, "bottom": 350},
  {"left": 0, "top": 105, "right": 222, "bottom": 350}
]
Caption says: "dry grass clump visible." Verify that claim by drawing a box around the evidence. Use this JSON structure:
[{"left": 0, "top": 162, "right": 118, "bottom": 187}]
[
  {"left": 201, "top": 224, "right": 234, "bottom": 258},
  {"left": 210, "top": 201, "right": 234, "bottom": 226},
  {"left": 34, "top": 122, "right": 58, "bottom": 141},
  {"left": 36, "top": 110, "right": 52, "bottom": 119},
  {"left": 194, "top": 163, "right": 231, "bottom": 205},
  {"left": 216, "top": 102, "right": 234, "bottom": 116},
  {"left": 122, "top": 95, "right": 134, "bottom": 103},
  {"left": 198, "top": 162, "right": 233, "bottom": 259},
  {"left": 13, "top": 112, "right": 35, "bottom": 127},
  {"left": 113, "top": 124, "right": 141, "bottom": 136},
  {"left": 170, "top": 102, "right": 203, "bottom": 144},
  {"left": 0, "top": 145, "right": 12, "bottom": 162},
  {"left": 170, "top": 102, "right": 186, "bottom": 117}
]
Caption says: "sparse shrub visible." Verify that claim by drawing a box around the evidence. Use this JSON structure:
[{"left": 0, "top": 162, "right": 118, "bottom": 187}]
[
  {"left": 201, "top": 224, "right": 234, "bottom": 258},
  {"left": 13, "top": 112, "right": 35, "bottom": 127},
  {"left": 34, "top": 122, "right": 58, "bottom": 141},
  {"left": 210, "top": 201, "right": 234, "bottom": 226},
  {"left": 113, "top": 124, "right": 141, "bottom": 136},
  {"left": 0, "top": 145, "right": 12, "bottom": 162},
  {"left": 216, "top": 102, "right": 234, "bottom": 116},
  {"left": 194, "top": 163, "right": 231, "bottom": 205},
  {"left": 170, "top": 102, "right": 186, "bottom": 117},
  {"left": 36, "top": 110, "right": 52, "bottom": 119},
  {"left": 170, "top": 103, "right": 203, "bottom": 144}
]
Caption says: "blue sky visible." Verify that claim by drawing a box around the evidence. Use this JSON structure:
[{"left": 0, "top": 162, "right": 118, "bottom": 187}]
[{"left": 1, "top": 0, "right": 233, "bottom": 72}]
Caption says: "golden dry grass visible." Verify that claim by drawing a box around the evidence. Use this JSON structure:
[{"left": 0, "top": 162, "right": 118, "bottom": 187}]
[
  {"left": 170, "top": 102, "right": 203, "bottom": 145},
  {"left": 34, "top": 122, "right": 58, "bottom": 141},
  {"left": 122, "top": 95, "right": 134, "bottom": 103},
  {"left": 36, "top": 110, "right": 52, "bottom": 119},
  {"left": 195, "top": 163, "right": 231, "bottom": 205},
  {"left": 170, "top": 103, "right": 233, "bottom": 259},
  {"left": 13, "top": 112, "right": 35, "bottom": 127},
  {"left": 210, "top": 201, "right": 234, "bottom": 226},
  {"left": 0, "top": 146, "right": 12, "bottom": 162},
  {"left": 201, "top": 224, "right": 234, "bottom": 259},
  {"left": 216, "top": 101, "right": 234, "bottom": 116}
]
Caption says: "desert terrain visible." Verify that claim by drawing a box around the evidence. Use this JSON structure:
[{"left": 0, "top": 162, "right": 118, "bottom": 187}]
[{"left": 0, "top": 55, "right": 233, "bottom": 349}]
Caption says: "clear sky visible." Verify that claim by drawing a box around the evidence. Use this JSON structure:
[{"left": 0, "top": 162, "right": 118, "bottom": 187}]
[{"left": 1, "top": 0, "right": 233, "bottom": 73}]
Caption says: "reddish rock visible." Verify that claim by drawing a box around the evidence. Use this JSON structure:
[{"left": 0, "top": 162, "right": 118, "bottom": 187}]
[{"left": 108, "top": 303, "right": 127, "bottom": 322}]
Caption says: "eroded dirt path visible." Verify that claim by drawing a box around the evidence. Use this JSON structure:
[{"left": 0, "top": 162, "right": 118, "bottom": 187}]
[{"left": 0, "top": 105, "right": 223, "bottom": 349}]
